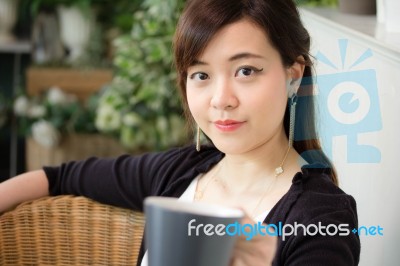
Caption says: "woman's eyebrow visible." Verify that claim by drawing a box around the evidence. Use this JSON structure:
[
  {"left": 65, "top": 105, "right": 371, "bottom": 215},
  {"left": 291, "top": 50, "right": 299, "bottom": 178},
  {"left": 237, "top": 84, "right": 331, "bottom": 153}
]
[
  {"left": 190, "top": 59, "right": 208, "bottom": 67},
  {"left": 229, "top": 52, "right": 265, "bottom": 61},
  {"left": 190, "top": 52, "right": 265, "bottom": 67}
]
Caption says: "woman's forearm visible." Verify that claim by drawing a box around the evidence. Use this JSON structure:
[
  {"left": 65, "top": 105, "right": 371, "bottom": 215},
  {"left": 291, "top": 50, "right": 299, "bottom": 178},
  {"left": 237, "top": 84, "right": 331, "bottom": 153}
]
[{"left": 0, "top": 170, "right": 49, "bottom": 213}]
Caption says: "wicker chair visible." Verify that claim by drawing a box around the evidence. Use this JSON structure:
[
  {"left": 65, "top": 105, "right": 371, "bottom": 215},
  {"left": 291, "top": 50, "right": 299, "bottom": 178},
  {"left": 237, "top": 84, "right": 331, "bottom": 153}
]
[{"left": 0, "top": 196, "right": 145, "bottom": 265}]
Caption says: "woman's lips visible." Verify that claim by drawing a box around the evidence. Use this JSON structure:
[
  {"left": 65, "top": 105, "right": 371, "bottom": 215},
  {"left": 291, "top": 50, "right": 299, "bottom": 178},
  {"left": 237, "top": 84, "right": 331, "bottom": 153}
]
[{"left": 214, "top": 120, "right": 245, "bottom": 132}]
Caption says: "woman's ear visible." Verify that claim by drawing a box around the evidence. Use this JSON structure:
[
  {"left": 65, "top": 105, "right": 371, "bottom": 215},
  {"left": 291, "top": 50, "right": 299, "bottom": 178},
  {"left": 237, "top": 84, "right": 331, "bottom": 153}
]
[{"left": 287, "top": 56, "right": 305, "bottom": 97}]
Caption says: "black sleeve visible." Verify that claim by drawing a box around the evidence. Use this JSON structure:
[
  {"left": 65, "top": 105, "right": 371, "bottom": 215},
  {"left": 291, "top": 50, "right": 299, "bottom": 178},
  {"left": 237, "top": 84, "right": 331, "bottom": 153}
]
[
  {"left": 43, "top": 147, "right": 190, "bottom": 211},
  {"left": 43, "top": 145, "right": 222, "bottom": 211}
]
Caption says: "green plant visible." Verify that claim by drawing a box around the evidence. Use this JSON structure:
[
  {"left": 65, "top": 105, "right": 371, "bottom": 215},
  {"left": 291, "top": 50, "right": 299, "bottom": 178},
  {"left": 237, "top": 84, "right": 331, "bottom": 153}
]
[
  {"left": 13, "top": 88, "right": 99, "bottom": 148},
  {"left": 95, "top": 0, "right": 188, "bottom": 151},
  {"left": 22, "top": 0, "right": 140, "bottom": 32},
  {"left": 296, "top": 0, "right": 338, "bottom": 7},
  {"left": 22, "top": 0, "right": 93, "bottom": 16},
  {"left": 96, "top": 1, "right": 141, "bottom": 34}
]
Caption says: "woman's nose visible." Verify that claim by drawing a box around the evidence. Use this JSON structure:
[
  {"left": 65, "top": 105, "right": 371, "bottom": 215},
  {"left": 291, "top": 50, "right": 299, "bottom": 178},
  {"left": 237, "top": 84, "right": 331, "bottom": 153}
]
[{"left": 210, "top": 80, "right": 239, "bottom": 110}]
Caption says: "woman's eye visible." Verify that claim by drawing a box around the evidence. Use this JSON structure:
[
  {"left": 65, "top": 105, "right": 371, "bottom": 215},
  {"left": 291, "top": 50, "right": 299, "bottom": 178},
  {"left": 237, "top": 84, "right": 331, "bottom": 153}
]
[
  {"left": 235, "top": 66, "right": 263, "bottom": 77},
  {"left": 189, "top": 72, "right": 209, "bottom": 81}
]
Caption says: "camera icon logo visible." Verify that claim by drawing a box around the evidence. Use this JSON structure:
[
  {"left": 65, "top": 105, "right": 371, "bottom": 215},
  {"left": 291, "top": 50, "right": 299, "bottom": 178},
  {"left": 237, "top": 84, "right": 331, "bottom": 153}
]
[{"left": 309, "top": 39, "right": 382, "bottom": 163}]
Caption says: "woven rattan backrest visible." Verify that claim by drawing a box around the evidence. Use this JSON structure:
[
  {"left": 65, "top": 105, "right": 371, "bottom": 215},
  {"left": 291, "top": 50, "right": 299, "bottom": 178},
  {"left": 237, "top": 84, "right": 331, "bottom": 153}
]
[{"left": 0, "top": 196, "right": 145, "bottom": 265}]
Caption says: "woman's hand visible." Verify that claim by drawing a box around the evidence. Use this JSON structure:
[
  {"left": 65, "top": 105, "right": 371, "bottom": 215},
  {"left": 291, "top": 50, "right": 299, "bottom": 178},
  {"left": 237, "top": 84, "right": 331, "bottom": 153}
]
[{"left": 230, "top": 212, "right": 277, "bottom": 266}]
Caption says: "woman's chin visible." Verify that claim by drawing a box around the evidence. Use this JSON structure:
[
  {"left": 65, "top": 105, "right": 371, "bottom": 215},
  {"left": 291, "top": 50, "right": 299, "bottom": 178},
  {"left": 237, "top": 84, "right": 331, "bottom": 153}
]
[{"left": 212, "top": 141, "right": 254, "bottom": 155}]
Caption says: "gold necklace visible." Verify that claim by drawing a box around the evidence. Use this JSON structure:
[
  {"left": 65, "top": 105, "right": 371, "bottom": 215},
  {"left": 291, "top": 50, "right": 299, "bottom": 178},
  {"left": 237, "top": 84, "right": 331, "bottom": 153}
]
[
  {"left": 250, "top": 171, "right": 278, "bottom": 218},
  {"left": 251, "top": 145, "right": 292, "bottom": 217},
  {"left": 194, "top": 145, "right": 291, "bottom": 218},
  {"left": 274, "top": 144, "right": 291, "bottom": 176},
  {"left": 194, "top": 162, "right": 223, "bottom": 201}
]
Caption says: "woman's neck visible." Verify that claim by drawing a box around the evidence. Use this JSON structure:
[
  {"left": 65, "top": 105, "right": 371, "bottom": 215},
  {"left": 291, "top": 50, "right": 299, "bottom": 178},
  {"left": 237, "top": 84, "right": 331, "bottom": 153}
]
[{"left": 218, "top": 133, "right": 302, "bottom": 194}]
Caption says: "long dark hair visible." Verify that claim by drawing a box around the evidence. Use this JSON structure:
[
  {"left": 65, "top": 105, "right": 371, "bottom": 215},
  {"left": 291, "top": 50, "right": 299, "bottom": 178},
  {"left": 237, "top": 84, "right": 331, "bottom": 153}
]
[{"left": 173, "top": 0, "right": 338, "bottom": 185}]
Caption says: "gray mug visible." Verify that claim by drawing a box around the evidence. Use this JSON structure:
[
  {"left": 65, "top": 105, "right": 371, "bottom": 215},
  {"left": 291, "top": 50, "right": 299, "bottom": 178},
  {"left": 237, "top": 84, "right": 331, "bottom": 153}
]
[{"left": 144, "top": 196, "right": 244, "bottom": 266}]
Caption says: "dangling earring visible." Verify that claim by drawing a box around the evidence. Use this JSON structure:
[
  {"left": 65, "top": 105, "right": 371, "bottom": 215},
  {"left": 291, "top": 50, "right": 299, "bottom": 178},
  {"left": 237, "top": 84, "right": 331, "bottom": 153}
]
[
  {"left": 288, "top": 94, "right": 297, "bottom": 148},
  {"left": 274, "top": 94, "right": 297, "bottom": 177},
  {"left": 196, "top": 125, "right": 201, "bottom": 152}
]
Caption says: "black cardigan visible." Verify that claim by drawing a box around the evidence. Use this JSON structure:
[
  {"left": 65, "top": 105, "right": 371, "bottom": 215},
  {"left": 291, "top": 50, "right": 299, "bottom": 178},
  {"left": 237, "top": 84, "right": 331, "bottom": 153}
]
[{"left": 44, "top": 145, "right": 360, "bottom": 265}]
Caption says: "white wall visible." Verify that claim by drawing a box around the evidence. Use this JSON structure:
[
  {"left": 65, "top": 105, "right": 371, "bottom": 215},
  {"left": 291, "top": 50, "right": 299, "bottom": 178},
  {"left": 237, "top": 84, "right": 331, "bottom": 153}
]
[{"left": 301, "top": 8, "right": 400, "bottom": 266}]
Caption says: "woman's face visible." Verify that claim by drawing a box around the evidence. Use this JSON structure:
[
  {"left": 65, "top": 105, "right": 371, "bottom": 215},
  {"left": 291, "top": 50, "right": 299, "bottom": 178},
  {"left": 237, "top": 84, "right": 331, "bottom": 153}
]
[{"left": 186, "top": 19, "right": 299, "bottom": 154}]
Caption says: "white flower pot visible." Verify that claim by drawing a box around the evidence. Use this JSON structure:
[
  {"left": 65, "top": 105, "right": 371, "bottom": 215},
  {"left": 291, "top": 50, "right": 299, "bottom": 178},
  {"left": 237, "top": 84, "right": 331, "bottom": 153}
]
[
  {"left": 0, "top": 0, "right": 18, "bottom": 43},
  {"left": 58, "top": 5, "right": 93, "bottom": 62}
]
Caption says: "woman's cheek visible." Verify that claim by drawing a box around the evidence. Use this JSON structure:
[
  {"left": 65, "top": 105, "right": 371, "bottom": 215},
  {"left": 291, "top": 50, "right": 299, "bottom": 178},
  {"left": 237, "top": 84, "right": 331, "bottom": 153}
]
[{"left": 187, "top": 90, "right": 205, "bottom": 121}]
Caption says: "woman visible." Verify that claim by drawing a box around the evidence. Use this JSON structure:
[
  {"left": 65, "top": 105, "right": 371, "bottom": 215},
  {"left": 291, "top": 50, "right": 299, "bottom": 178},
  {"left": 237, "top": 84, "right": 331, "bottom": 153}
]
[{"left": 0, "top": 0, "right": 360, "bottom": 265}]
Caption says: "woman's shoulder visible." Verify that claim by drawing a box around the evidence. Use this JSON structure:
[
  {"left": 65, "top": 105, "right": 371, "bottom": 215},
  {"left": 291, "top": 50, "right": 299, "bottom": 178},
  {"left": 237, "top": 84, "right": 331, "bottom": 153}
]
[
  {"left": 288, "top": 163, "right": 358, "bottom": 223},
  {"left": 272, "top": 164, "right": 360, "bottom": 265},
  {"left": 142, "top": 144, "right": 223, "bottom": 169},
  {"left": 138, "top": 144, "right": 223, "bottom": 197},
  {"left": 298, "top": 163, "right": 353, "bottom": 197}
]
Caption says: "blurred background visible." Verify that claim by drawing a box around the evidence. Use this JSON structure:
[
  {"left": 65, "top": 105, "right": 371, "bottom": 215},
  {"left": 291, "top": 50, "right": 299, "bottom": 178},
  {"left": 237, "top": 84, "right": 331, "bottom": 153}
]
[
  {"left": 0, "top": 0, "right": 189, "bottom": 179},
  {"left": 1, "top": 0, "right": 399, "bottom": 265}
]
